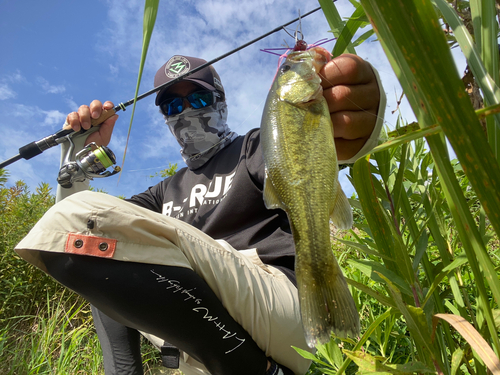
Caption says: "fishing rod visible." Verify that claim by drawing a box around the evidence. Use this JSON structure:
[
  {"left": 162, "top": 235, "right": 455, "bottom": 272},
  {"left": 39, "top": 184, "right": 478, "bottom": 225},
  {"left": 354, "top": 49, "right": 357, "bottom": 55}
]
[{"left": 0, "top": 5, "right": 326, "bottom": 171}]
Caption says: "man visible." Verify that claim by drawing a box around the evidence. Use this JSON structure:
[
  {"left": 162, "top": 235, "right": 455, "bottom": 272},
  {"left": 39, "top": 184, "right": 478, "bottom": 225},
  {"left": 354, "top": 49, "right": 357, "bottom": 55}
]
[{"left": 15, "top": 52, "right": 384, "bottom": 375}]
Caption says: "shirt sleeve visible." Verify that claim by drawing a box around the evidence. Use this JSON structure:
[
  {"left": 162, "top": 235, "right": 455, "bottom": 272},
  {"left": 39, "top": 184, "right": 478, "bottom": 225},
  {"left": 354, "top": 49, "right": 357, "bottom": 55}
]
[
  {"left": 337, "top": 65, "right": 387, "bottom": 165},
  {"left": 243, "top": 129, "right": 265, "bottom": 189},
  {"left": 126, "top": 179, "right": 168, "bottom": 213}
]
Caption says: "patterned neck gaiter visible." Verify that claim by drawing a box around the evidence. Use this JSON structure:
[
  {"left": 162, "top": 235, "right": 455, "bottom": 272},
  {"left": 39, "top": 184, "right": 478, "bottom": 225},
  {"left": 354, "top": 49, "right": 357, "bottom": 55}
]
[{"left": 164, "top": 101, "right": 238, "bottom": 170}]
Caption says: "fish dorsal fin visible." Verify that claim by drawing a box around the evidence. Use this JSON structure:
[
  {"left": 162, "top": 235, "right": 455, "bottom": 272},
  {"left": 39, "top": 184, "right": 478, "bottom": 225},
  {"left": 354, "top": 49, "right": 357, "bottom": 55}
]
[
  {"left": 330, "top": 181, "right": 353, "bottom": 230},
  {"left": 263, "top": 169, "right": 285, "bottom": 210}
]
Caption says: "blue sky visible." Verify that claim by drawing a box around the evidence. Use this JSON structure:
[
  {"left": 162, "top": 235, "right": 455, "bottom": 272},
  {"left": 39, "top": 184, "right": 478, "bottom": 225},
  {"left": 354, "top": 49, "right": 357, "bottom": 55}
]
[{"left": 1, "top": 0, "right": 449, "bottom": 198}]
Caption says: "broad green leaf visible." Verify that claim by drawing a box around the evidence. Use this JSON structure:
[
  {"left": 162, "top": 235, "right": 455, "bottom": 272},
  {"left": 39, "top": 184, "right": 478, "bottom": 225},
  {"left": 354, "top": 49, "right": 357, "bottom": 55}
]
[
  {"left": 119, "top": 0, "right": 159, "bottom": 176},
  {"left": 316, "top": 340, "right": 344, "bottom": 369},
  {"left": 292, "top": 345, "right": 325, "bottom": 361},
  {"left": 292, "top": 346, "right": 337, "bottom": 373}
]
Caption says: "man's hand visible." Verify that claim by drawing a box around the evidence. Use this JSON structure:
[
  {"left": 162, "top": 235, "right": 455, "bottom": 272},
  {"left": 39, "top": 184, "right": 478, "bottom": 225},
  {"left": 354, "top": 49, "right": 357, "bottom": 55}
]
[
  {"left": 320, "top": 54, "right": 381, "bottom": 161},
  {"left": 64, "top": 100, "right": 118, "bottom": 147}
]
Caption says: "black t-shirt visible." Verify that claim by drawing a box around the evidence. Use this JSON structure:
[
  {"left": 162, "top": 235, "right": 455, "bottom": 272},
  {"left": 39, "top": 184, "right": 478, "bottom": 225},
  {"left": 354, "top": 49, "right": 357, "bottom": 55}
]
[{"left": 127, "top": 128, "right": 296, "bottom": 284}]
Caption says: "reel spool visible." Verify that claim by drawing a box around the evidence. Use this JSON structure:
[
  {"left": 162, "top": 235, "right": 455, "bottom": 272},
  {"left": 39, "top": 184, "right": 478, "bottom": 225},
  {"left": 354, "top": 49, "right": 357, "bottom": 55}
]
[{"left": 57, "top": 138, "right": 121, "bottom": 188}]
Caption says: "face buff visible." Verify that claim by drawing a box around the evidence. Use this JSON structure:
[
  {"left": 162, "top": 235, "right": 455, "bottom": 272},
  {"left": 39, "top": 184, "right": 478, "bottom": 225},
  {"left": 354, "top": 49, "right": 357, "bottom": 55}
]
[{"left": 164, "top": 101, "right": 238, "bottom": 170}]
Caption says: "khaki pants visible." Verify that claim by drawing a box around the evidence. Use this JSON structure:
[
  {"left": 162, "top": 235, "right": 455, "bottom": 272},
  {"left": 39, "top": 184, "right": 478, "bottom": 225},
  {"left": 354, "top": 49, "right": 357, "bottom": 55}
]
[{"left": 15, "top": 191, "right": 312, "bottom": 374}]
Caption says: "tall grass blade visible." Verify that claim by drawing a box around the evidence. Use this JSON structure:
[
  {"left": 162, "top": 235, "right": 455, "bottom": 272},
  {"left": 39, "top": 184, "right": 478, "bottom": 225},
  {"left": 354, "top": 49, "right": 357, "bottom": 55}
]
[
  {"left": 431, "top": 0, "right": 500, "bottom": 106},
  {"left": 352, "top": 156, "right": 414, "bottom": 286},
  {"left": 433, "top": 0, "right": 500, "bottom": 160},
  {"left": 358, "top": 0, "right": 500, "bottom": 241},
  {"left": 318, "top": 0, "right": 356, "bottom": 55},
  {"left": 378, "top": 273, "right": 443, "bottom": 371},
  {"left": 358, "top": 0, "right": 500, "bottom": 353},
  {"left": 332, "top": 2, "right": 368, "bottom": 57},
  {"left": 119, "top": 0, "right": 159, "bottom": 179}
]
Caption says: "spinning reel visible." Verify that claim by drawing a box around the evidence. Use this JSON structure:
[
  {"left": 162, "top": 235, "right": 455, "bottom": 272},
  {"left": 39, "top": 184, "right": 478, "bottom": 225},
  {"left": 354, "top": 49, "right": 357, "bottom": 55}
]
[{"left": 57, "top": 134, "right": 121, "bottom": 189}]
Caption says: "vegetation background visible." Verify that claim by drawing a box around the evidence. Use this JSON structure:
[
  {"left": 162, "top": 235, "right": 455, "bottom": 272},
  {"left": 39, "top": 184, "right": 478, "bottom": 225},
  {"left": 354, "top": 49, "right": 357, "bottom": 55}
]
[{"left": 1, "top": 0, "right": 500, "bottom": 374}]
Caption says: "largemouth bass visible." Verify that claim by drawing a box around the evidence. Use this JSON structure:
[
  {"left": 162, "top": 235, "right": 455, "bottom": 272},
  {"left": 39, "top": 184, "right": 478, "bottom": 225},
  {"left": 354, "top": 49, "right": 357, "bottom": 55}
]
[{"left": 260, "top": 47, "right": 360, "bottom": 347}]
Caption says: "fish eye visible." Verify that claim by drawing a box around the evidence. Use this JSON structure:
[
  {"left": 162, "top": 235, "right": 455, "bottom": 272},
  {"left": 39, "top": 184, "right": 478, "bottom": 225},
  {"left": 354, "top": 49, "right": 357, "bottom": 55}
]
[{"left": 281, "top": 65, "right": 291, "bottom": 73}]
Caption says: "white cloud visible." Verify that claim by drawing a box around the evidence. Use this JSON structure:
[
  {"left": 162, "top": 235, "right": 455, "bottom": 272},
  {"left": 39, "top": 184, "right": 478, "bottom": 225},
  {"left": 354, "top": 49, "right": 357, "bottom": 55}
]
[
  {"left": 0, "top": 83, "right": 16, "bottom": 100},
  {"left": 65, "top": 97, "right": 79, "bottom": 112},
  {"left": 42, "top": 109, "right": 66, "bottom": 127},
  {"left": 5, "top": 70, "right": 26, "bottom": 84},
  {"left": 37, "top": 77, "right": 66, "bottom": 94},
  {"left": 9, "top": 103, "right": 66, "bottom": 128},
  {"left": 109, "top": 64, "right": 119, "bottom": 76}
]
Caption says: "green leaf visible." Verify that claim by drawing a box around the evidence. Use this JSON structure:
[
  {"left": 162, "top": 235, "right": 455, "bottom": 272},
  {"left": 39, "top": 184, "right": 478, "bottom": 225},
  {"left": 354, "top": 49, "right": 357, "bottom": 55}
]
[
  {"left": 336, "top": 238, "right": 392, "bottom": 260},
  {"left": 291, "top": 346, "right": 318, "bottom": 361},
  {"left": 335, "top": 309, "right": 394, "bottom": 374},
  {"left": 343, "top": 350, "right": 436, "bottom": 374},
  {"left": 359, "top": 0, "right": 500, "bottom": 354},
  {"left": 119, "top": 0, "right": 159, "bottom": 176},
  {"left": 377, "top": 273, "right": 442, "bottom": 370},
  {"left": 421, "top": 255, "right": 468, "bottom": 308},
  {"left": 318, "top": 0, "right": 356, "bottom": 55},
  {"left": 348, "top": 259, "right": 413, "bottom": 297},
  {"left": 450, "top": 348, "right": 465, "bottom": 375},
  {"left": 345, "top": 277, "right": 397, "bottom": 309},
  {"left": 332, "top": 3, "right": 367, "bottom": 57},
  {"left": 316, "top": 340, "right": 344, "bottom": 369},
  {"left": 352, "top": 156, "right": 415, "bottom": 287}
]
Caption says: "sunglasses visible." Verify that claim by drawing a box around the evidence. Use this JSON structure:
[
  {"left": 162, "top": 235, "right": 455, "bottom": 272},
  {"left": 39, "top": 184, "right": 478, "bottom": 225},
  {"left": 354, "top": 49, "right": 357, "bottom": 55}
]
[{"left": 159, "top": 90, "right": 220, "bottom": 116}]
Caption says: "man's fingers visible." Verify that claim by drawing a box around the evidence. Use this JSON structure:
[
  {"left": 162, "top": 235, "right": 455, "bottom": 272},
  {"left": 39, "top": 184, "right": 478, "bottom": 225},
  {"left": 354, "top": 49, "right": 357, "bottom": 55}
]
[
  {"left": 89, "top": 100, "right": 104, "bottom": 119},
  {"left": 66, "top": 111, "right": 82, "bottom": 131},
  {"left": 331, "top": 110, "right": 377, "bottom": 140},
  {"left": 323, "top": 84, "right": 380, "bottom": 114},
  {"left": 77, "top": 105, "right": 92, "bottom": 130},
  {"left": 84, "top": 115, "right": 119, "bottom": 147},
  {"left": 320, "top": 54, "right": 375, "bottom": 88}
]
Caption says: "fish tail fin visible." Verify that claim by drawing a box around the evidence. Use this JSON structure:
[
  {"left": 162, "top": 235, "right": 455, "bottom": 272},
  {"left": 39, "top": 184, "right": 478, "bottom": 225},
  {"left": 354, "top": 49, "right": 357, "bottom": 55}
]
[
  {"left": 297, "top": 258, "right": 360, "bottom": 348},
  {"left": 331, "top": 182, "right": 353, "bottom": 230}
]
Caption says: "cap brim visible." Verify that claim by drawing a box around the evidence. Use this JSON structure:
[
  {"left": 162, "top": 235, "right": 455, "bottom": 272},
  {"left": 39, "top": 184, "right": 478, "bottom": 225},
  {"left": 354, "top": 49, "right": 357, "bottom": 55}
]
[{"left": 155, "top": 78, "right": 216, "bottom": 105}]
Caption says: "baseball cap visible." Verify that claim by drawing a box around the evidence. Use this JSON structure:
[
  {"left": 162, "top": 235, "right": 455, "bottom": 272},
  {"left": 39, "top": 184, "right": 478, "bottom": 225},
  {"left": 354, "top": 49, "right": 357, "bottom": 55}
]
[{"left": 154, "top": 55, "right": 224, "bottom": 105}]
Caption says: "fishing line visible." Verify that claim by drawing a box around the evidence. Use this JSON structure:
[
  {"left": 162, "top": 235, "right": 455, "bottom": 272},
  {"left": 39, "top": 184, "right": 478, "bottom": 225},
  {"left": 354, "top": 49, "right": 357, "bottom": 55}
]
[{"left": 0, "top": 4, "right": 329, "bottom": 170}]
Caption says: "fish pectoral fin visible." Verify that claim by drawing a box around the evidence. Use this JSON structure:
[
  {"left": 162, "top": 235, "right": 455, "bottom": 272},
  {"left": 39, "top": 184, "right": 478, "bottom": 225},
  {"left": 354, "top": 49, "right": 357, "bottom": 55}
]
[
  {"left": 330, "top": 181, "right": 354, "bottom": 230},
  {"left": 263, "top": 170, "right": 285, "bottom": 210}
]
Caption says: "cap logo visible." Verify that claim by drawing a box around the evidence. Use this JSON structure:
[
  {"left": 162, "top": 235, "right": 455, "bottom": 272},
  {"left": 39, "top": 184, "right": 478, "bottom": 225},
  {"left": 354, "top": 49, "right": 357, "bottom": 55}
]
[
  {"left": 213, "top": 77, "right": 223, "bottom": 91},
  {"left": 165, "top": 56, "right": 190, "bottom": 79}
]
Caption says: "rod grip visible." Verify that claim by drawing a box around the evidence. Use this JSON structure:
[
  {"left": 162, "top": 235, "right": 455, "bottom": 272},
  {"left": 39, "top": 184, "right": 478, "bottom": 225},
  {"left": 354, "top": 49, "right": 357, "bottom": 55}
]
[
  {"left": 63, "top": 108, "right": 117, "bottom": 131},
  {"left": 91, "top": 108, "right": 117, "bottom": 126}
]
